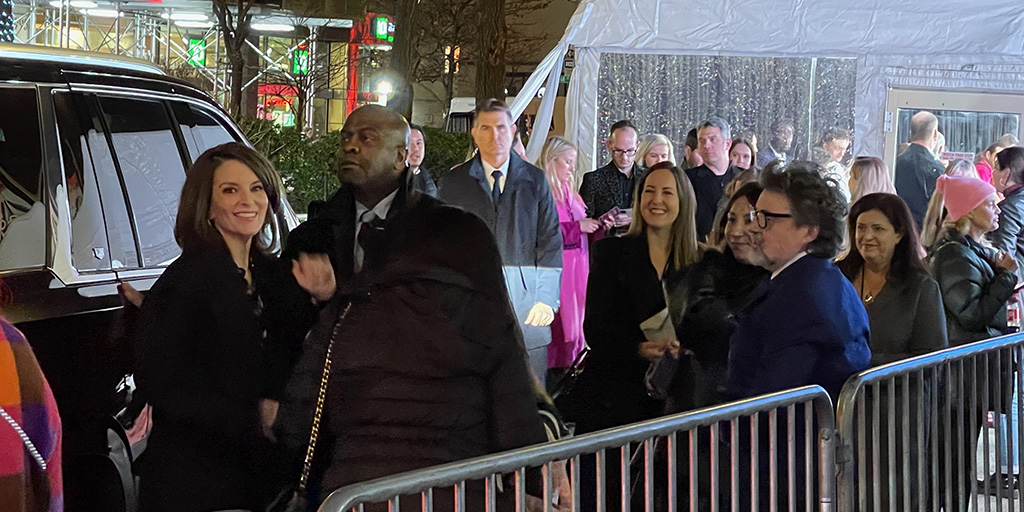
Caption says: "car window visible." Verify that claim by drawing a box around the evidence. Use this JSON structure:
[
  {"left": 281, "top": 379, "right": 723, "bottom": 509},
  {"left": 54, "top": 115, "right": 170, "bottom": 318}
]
[
  {"left": 98, "top": 96, "right": 186, "bottom": 267},
  {"left": 174, "top": 102, "right": 238, "bottom": 162},
  {"left": 0, "top": 87, "right": 46, "bottom": 271},
  {"left": 54, "top": 92, "right": 141, "bottom": 270}
]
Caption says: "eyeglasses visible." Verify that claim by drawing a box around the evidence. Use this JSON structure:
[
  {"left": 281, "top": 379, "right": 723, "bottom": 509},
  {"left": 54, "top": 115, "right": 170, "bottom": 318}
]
[
  {"left": 752, "top": 209, "right": 794, "bottom": 229},
  {"left": 611, "top": 148, "right": 637, "bottom": 157}
]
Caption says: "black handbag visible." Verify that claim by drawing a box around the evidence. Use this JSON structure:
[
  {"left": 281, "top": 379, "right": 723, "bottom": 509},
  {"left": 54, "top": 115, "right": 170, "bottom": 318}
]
[{"left": 267, "top": 301, "right": 352, "bottom": 512}]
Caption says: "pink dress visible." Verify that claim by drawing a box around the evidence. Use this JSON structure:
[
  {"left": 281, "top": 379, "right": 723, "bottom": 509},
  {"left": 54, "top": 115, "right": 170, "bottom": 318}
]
[
  {"left": 549, "top": 183, "right": 590, "bottom": 369},
  {"left": 977, "top": 160, "right": 994, "bottom": 184}
]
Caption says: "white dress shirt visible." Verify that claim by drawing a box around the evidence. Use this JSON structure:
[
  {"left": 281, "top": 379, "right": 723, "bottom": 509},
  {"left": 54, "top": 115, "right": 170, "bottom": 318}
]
[
  {"left": 482, "top": 156, "right": 511, "bottom": 193},
  {"left": 353, "top": 189, "right": 398, "bottom": 273},
  {"left": 771, "top": 251, "right": 808, "bottom": 280}
]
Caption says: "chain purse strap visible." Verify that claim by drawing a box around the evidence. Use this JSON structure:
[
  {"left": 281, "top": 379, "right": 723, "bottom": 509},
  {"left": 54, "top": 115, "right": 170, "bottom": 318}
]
[
  {"left": 0, "top": 404, "right": 47, "bottom": 471},
  {"left": 298, "top": 300, "right": 352, "bottom": 491}
]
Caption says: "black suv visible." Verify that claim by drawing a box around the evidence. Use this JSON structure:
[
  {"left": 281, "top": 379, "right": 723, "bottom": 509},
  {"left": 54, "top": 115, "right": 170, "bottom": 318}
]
[{"left": 0, "top": 44, "right": 297, "bottom": 510}]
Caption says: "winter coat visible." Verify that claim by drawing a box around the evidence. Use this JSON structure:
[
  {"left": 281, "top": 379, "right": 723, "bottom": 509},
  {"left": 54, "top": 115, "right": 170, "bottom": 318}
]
[
  {"left": 439, "top": 152, "right": 562, "bottom": 350},
  {"left": 930, "top": 228, "right": 1016, "bottom": 346},
  {"left": 549, "top": 183, "right": 589, "bottom": 368},
  {"left": 277, "top": 202, "right": 547, "bottom": 506},
  {"left": 989, "top": 185, "right": 1024, "bottom": 272},
  {"left": 895, "top": 143, "right": 945, "bottom": 227},
  {"left": 667, "top": 248, "right": 768, "bottom": 410},
  {"left": 569, "top": 235, "right": 682, "bottom": 434},
  {"left": 726, "top": 255, "right": 872, "bottom": 402},
  {"left": 134, "top": 248, "right": 283, "bottom": 512}
]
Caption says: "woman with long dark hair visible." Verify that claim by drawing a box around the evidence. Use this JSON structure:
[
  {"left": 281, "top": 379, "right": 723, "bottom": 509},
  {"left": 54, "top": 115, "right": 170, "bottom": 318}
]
[
  {"left": 134, "top": 143, "right": 330, "bottom": 512},
  {"left": 837, "top": 193, "right": 947, "bottom": 364}
]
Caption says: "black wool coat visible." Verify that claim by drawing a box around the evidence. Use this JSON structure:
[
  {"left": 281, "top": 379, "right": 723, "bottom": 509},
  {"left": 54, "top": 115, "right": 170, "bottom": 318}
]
[{"left": 134, "top": 248, "right": 289, "bottom": 512}]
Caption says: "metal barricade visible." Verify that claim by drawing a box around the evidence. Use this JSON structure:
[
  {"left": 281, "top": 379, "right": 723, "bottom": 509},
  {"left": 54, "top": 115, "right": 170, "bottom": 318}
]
[
  {"left": 835, "top": 333, "right": 1024, "bottom": 512},
  {"left": 317, "top": 386, "right": 837, "bottom": 512}
]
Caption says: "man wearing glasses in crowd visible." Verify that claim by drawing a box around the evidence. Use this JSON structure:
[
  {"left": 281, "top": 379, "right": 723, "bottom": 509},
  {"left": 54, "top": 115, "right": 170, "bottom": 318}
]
[
  {"left": 721, "top": 162, "right": 870, "bottom": 511},
  {"left": 580, "top": 120, "right": 642, "bottom": 232}
]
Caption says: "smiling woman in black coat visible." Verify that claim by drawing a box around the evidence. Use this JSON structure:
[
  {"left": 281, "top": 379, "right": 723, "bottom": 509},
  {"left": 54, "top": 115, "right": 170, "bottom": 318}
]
[{"left": 134, "top": 143, "right": 323, "bottom": 512}]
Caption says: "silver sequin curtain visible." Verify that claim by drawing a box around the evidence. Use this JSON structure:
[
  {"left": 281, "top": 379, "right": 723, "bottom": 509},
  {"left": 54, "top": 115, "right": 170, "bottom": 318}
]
[{"left": 596, "top": 53, "right": 857, "bottom": 165}]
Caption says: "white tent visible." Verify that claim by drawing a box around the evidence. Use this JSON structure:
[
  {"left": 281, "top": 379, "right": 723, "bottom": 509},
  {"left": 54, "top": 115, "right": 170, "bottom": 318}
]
[{"left": 513, "top": 0, "right": 1024, "bottom": 174}]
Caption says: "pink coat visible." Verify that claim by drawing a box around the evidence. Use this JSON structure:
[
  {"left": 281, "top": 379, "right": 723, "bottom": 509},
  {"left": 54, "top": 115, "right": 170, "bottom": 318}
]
[{"left": 548, "top": 183, "right": 590, "bottom": 368}]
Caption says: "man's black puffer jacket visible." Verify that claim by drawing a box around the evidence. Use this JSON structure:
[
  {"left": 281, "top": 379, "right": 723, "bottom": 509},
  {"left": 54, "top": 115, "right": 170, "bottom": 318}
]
[{"left": 930, "top": 228, "right": 1016, "bottom": 346}]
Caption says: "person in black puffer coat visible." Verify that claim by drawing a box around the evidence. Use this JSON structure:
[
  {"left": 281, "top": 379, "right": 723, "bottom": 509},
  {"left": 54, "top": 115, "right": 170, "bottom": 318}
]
[{"left": 929, "top": 174, "right": 1017, "bottom": 511}]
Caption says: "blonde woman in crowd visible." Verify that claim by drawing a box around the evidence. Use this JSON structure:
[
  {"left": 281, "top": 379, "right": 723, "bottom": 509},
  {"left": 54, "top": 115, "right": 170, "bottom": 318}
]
[
  {"left": 635, "top": 133, "right": 676, "bottom": 169},
  {"left": 920, "top": 159, "right": 980, "bottom": 248},
  {"left": 848, "top": 156, "right": 897, "bottom": 205},
  {"left": 538, "top": 136, "right": 604, "bottom": 382}
]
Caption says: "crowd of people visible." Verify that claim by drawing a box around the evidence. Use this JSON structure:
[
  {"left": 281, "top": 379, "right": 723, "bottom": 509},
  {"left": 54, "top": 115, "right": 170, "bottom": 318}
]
[{"left": 3, "top": 97, "right": 1024, "bottom": 512}]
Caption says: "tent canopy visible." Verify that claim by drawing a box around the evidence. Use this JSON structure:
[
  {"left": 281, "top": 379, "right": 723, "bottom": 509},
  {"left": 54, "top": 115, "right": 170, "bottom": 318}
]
[{"left": 517, "top": 0, "right": 1024, "bottom": 175}]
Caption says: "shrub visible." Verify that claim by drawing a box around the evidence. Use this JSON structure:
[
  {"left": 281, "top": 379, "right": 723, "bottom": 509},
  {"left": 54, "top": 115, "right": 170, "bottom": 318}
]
[{"left": 421, "top": 127, "right": 473, "bottom": 185}]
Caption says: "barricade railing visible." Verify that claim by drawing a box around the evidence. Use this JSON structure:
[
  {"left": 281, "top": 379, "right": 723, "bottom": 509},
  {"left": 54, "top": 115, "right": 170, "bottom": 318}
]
[
  {"left": 835, "top": 332, "right": 1024, "bottom": 512},
  {"left": 318, "top": 386, "right": 837, "bottom": 512}
]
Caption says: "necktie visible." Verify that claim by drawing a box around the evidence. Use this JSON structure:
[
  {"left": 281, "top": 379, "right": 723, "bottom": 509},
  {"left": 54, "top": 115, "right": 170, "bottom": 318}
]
[
  {"left": 357, "top": 210, "right": 383, "bottom": 269},
  {"left": 491, "top": 170, "right": 503, "bottom": 207}
]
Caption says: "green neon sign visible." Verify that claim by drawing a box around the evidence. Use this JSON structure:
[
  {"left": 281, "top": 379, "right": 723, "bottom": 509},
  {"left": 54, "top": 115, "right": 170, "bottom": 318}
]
[
  {"left": 374, "top": 16, "right": 388, "bottom": 39},
  {"left": 292, "top": 48, "right": 310, "bottom": 75},
  {"left": 187, "top": 38, "right": 206, "bottom": 67}
]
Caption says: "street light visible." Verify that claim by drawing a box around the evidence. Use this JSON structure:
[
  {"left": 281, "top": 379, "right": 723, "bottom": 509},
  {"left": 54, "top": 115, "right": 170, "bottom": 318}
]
[
  {"left": 251, "top": 23, "right": 294, "bottom": 32},
  {"left": 86, "top": 8, "right": 120, "bottom": 17},
  {"left": 375, "top": 79, "right": 394, "bottom": 107}
]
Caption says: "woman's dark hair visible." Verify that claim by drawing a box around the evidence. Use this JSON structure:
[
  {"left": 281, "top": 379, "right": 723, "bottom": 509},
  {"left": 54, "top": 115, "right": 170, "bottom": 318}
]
[
  {"left": 174, "top": 142, "right": 282, "bottom": 255},
  {"left": 714, "top": 182, "right": 763, "bottom": 245},
  {"left": 760, "top": 161, "right": 848, "bottom": 258},
  {"left": 997, "top": 146, "right": 1024, "bottom": 186},
  {"left": 837, "top": 193, "right": 929, "bottom": 282}
]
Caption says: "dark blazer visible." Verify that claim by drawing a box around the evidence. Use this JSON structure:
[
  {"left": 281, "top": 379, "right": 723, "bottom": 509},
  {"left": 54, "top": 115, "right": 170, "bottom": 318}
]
[
  {"left": 895, "top": 143, "right": 944, "bottom": 227},
  {"left": 839, "top": 268, "right": 948, "bottom": 366},
  {"left": 439, "top": 152, "right": 562, "bottom": 350},
  {"left": 930, "top": 229, "right": 1016, "bottom": 346},
  {"left": 990, "top": 185, "right": 1024, "bottom": 271},
  {"left": 726, "top": 255, "right": 872, "bottom": 402},
  {"left": 685, "top": 164, "right": 739, "bottom": 242},
  {"left": 134, "top": 248, "right": 276, "bottom": 512},
  {"left": 569, "top": 235, "right": 680, "bottom": 433},
  {"left": 579, "top": 161, "right": 642, "bottom": 218}
]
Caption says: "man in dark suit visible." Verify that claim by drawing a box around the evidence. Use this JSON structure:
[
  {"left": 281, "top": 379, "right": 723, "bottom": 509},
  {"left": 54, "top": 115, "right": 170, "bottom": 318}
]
[
  {"left": 727, "top": 162, "right": 870, "bottom": 511},
  {"left": 685, "top": 117, "right": 740, "bottom": 242},
  {"left": 438, "top": 98, "right": 563, "bottom": 384},
  {"left": 579, "top": 120, "right": 641, "bottom": 230},
  {"left": 407, "top": 123, "right": 438, "bottom": 197},
  {"left": 279, "top": 105, "right": 551, "bottom": 505},
  {"left": 895, "top": 111, "right": 944, "bottom": 227}
]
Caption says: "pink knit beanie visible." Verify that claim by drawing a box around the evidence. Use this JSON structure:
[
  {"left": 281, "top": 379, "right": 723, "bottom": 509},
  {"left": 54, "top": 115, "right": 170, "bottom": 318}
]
[{"left": 936, "top": 175, "right": 996, "bottom": 222}]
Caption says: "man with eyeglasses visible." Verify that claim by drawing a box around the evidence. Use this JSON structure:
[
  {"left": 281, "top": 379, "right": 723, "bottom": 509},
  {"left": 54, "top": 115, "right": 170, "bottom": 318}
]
[
  {"left": 725, "top": 163, "right": 870, "bottom": 511},
  {"left": 579, "top": 120, "right": 641, "bottom": 232},
  {"left": 686, "top": 117, "right": 741, "bottom": 241}
]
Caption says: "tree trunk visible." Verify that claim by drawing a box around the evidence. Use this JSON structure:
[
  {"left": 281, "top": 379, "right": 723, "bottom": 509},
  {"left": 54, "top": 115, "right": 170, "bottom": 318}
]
[
  {"left": 229, "top": 50, "right": 245, "bottom": 118},
  {"left": 388, "top": 0, "right": 418, "bottom": 120},
  {"left": 475, "top": 0, "right": 507, "bottom": 103}
]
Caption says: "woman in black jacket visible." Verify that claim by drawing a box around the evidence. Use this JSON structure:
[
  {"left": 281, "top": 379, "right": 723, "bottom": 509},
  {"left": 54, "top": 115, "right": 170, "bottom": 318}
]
[
  {"left": 930, "top": 175, "right": 1017, "bottom": 345},
  {"left": 930, "top": 175, "right": 1018, "bottom": 509},
  {"left": 571, "top": 162, "right": 701, "bottom": 512},
  {"left": 667, "top": 182, "right": 769, "bottom": 410},
  {"left": 134, "top": 143, "right": 328, "bottom": 512},
  {"left": 989, "top": 146, "right": 1024, "bottom": 270}
]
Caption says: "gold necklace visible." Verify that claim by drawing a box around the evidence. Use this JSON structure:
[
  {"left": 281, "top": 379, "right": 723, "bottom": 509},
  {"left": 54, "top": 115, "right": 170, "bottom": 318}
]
[{"left": 860, "top": 269, "right": 884, "bottom": 304}]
